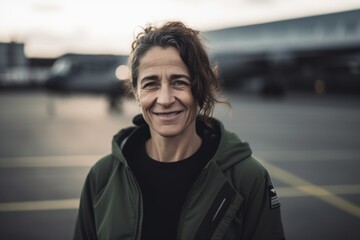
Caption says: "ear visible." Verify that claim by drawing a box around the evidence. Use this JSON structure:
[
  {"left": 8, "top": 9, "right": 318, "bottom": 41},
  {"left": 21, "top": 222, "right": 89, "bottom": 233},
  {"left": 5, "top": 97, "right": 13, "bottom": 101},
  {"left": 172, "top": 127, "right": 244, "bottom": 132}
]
[
  {"left": 132, "top": 88, "right": 140, "bottom": 104},
  {"left": 213, "top": 64, "right": 220, "bottom": 78}
]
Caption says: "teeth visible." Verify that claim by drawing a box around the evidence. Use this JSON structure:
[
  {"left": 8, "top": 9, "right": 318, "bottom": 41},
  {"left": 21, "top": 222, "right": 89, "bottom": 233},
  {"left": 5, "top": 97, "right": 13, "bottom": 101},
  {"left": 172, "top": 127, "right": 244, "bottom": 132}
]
[{"left": 156, "top": 112, "right": 180, "bottom": 117}]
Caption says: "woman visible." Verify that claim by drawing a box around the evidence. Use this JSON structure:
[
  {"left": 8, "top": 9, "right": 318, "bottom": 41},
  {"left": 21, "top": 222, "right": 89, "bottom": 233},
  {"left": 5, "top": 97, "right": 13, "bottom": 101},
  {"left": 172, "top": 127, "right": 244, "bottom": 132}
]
[{"left": 74, "top": 21, "right": 285, "bottom": 240}]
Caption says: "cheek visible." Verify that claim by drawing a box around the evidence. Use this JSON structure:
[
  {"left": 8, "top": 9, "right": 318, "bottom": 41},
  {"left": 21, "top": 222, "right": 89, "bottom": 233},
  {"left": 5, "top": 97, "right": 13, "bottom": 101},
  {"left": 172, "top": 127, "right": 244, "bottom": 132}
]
[
  {"left": 182, "top": 92, "right": 197, "bottom": 112},
  {"left": 137, "top": 90, "right": 146, "bottom": 100},
  {"left": 137, "top": 90, "right": 154, "bottom": 108}
]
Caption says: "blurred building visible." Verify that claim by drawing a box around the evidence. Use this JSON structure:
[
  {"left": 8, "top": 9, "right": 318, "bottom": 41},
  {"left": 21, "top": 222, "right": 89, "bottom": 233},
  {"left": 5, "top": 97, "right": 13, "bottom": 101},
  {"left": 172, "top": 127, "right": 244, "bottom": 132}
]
[
  {"left": 204, "top": 9, "right": 360, "bottom": 95},
  {"left": 0, "top": 42, "right": 27, "bottom": 70},
  {"left": 0, "top": 42, "right": 52, "bottom": 88}
]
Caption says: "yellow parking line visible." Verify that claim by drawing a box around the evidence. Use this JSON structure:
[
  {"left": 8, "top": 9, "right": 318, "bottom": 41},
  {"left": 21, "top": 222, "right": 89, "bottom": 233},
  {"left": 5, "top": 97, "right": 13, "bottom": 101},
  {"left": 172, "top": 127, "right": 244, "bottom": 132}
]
[
  {"left": 1, "top": 156, "right": 359, "bottom": 215},
  {"left": 1, "top": 185, "right": 359, "bottom": 212},
  {"left": 258, "top": 158, "right": 360, "bottom": 218},
  {"left": 0, "top": 155, "right": 102, "bottom": 168},
  {"left": 277, "top": 184, "right": 360, "bottom": 197},
  {"left": 0, "top": 199, "right": 79, "bottom": 212}
]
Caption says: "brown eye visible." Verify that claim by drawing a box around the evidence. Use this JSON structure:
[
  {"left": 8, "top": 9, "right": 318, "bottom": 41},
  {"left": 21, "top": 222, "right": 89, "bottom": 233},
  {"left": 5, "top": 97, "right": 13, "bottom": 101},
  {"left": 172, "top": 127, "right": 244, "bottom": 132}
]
[
  {"left": 172, "top": 80, "right": 190, "bottom": 88},
  {"left": 142, "top": 81, "right": 160, "bottom": 89}
]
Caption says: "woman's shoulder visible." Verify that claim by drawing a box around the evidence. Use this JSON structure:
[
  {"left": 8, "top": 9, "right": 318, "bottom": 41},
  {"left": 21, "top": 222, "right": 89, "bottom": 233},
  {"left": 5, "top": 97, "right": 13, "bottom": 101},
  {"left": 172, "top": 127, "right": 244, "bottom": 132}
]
[
  {"left": 91, "top": 154, "right": 116, "bottom": 171},
  {"left": 221, "top": 153, "right": 266, "bottom": 177},
  {"left": 88, "top": 155, "right": 118, "bottom": 186}
]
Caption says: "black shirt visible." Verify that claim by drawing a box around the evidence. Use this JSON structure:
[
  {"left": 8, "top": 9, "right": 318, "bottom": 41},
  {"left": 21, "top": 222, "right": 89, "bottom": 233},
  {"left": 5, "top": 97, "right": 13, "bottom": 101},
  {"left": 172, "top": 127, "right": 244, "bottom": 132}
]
[{"left": 125, "top": 124, "right": 218, "bottom": 240}]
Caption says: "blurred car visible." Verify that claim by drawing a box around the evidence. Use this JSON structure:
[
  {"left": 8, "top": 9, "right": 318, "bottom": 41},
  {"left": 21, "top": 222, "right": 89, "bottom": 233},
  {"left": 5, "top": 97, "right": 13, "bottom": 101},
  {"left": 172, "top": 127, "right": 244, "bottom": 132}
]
[{"left": 45, "top": 53, "right": 129, "bottom": 109}]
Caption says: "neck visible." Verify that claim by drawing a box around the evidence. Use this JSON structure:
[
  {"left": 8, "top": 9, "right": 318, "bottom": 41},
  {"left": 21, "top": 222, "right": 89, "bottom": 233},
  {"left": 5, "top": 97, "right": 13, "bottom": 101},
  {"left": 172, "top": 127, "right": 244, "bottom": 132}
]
[{"left": 146, "top": 131, "right": 202, "bottom": 163}]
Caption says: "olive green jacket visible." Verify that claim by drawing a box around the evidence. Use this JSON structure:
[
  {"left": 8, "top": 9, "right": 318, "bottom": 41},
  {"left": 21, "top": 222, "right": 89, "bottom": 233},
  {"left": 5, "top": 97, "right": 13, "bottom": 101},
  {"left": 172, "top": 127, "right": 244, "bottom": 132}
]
[{"left": 74, "top": 117, "right": 285, "bottom": 240}]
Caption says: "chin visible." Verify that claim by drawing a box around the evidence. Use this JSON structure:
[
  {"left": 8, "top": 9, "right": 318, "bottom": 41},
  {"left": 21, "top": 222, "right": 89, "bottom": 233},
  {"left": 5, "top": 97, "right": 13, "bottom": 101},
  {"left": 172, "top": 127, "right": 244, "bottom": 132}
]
[
  {"left": 152, "top": 126, "right": 184, "bottom": 138},
  {"left": 157, "top": 131, "right": 182, "bottom": 138}
]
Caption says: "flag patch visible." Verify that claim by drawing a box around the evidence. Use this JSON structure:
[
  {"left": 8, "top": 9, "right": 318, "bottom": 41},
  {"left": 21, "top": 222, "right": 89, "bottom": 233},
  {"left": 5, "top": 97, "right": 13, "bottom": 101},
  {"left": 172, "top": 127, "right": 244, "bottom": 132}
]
[{"left": 268, "top": 185, "right": 280, "bottom": 209}]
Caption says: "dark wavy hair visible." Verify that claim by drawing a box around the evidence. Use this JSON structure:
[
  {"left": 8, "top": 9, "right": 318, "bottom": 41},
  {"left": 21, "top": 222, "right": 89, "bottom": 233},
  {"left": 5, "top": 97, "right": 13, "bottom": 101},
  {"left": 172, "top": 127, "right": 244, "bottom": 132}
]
[{"left": 128, "top": 21, "right": 227, "bottom": 127}]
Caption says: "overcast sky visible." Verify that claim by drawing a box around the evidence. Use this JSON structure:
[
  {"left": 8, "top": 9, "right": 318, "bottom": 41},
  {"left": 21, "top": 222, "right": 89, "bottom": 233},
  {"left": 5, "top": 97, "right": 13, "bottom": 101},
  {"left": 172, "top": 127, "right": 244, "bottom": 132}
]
[{"left": 1, "top": 0, "right": 359, "bottom": 58}]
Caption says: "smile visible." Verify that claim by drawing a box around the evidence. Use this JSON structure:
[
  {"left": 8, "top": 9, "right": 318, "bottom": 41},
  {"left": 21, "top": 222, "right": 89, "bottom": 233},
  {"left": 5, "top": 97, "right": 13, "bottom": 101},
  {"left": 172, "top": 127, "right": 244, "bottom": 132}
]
[{"left": 154, "top": 111, "right": 182, "bottom": 118}]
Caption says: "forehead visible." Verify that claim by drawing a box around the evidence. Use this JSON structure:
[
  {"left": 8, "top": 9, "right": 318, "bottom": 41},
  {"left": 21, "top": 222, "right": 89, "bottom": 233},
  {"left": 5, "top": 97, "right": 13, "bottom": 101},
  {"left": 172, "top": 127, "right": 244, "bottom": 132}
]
[{"left": 138, "top": 46, "right": 188, "bottom": 73}]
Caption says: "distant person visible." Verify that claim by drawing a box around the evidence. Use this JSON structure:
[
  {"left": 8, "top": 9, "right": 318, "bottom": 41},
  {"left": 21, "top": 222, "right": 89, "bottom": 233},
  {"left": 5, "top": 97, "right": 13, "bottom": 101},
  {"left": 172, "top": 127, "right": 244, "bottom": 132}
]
[{"left": 73, "top": 21, "right": 285, "bottom": 240}]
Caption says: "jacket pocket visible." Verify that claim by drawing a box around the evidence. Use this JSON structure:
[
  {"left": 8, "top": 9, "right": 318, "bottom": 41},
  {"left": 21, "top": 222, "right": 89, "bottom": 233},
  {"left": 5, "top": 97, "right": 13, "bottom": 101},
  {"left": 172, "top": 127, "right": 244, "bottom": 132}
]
[{"left": 194, "top": 181, "right": 243, "bottom": 240}]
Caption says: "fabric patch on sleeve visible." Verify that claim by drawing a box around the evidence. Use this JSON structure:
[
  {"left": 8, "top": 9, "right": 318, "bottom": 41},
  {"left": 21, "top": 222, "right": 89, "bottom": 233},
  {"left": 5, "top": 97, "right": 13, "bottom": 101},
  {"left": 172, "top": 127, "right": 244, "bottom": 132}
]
[{"left": 268, "top": 185, "right": 280, "bottom": 209}]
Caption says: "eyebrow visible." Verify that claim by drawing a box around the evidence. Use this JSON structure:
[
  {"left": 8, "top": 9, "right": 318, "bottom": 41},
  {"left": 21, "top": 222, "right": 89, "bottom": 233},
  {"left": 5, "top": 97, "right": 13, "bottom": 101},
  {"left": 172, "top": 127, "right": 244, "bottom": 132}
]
[
  {"left": 170, "top": 74, "right": 190, "bottom": 81},
  {"left": 140, "top": 75, "right": 159, "bottom": 83}
]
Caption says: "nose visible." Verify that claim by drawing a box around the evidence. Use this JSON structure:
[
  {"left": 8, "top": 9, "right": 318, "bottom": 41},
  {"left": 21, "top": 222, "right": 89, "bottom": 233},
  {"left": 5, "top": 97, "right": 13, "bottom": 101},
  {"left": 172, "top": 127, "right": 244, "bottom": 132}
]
[{"left": 157, "top": 84, "right": 175, "bottom": 107}]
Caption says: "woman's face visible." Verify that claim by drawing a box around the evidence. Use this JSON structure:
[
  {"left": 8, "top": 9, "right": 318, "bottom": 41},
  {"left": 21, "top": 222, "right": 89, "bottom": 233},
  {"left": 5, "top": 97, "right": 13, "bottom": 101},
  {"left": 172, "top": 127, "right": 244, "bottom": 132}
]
[{"left": 135, "top": 46, "right": 198, "bottom": 139}]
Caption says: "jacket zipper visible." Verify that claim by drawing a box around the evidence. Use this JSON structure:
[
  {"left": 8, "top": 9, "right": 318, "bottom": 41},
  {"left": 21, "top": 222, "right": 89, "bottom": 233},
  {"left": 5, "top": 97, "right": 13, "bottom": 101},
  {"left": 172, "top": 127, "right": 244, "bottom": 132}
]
[
  {"left": 176, "top": 164, "right": 210, "bottom": 240},
  {"left": 212, "top": 198, "right": 227, "bottom": 221}
]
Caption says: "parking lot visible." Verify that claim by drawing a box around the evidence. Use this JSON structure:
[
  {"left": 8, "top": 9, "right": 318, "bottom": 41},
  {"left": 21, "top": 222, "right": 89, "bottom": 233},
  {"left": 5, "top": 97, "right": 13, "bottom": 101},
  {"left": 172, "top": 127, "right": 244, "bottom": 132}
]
[{"left": 0, "top": 90, "right": 359, "bottom": 240}]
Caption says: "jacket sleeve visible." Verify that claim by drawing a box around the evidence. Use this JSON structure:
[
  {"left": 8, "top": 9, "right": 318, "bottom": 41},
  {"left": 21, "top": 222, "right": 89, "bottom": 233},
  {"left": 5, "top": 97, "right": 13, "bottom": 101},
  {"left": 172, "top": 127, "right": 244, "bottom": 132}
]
[
  {"left": 242, "top": 170, "right": 285, "bottom": 240},
  {"left": 73, "top": 169, "right": 98, "bottom": 240}
]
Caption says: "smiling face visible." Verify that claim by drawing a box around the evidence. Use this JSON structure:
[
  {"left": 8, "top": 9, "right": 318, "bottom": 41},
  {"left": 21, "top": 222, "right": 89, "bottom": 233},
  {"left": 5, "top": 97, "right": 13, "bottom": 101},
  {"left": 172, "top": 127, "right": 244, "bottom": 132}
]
[{"left": 135, "top": 46, "right": 198, "bottom": 139}]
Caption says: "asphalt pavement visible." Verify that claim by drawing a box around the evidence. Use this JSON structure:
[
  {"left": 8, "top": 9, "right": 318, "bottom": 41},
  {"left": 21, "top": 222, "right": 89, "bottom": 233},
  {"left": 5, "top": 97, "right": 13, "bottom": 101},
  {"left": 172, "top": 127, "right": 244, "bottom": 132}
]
[{"left": 0, "top": 90, "right": 359, "bottom": 240}]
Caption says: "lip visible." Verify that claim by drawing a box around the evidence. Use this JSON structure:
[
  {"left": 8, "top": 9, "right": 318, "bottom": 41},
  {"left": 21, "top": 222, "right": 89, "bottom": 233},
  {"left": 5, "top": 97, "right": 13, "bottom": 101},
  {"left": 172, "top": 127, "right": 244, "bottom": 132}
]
[{"left": 153, "top": 111, "right": 183, "bottom": 120}]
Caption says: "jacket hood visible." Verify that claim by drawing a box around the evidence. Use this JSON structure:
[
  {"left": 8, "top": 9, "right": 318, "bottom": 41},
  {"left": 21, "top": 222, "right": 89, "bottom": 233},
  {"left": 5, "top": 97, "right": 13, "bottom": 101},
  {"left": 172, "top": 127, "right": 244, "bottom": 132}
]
[{"left": 111, "top": 114, "right": 252, "bottom": 170}]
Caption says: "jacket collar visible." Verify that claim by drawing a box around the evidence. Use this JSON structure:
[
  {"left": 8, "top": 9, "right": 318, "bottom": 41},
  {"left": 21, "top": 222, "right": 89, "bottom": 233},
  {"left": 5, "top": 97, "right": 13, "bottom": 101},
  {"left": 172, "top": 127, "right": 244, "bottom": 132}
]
[{"left": 111, "top": 114, "right": 252, "bottom": 169}]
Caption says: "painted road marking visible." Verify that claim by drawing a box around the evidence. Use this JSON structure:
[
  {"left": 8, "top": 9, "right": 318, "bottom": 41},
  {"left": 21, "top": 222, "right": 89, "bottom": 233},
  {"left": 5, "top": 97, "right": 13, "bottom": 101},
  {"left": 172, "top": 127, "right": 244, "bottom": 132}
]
[
  {"left": 255, "top": 150, "right": 360, "bottom": 162},
  {"left": 0, "top": 199, "right": 79, "bottom": 212},
  {"left": 1, "top": 149, "right": 358, "bottom": 168},
  {"left": 0, "top": 184, "right": 359, "bottom": 212},
  {"left": 277, "top": 184, "right": 360, "bottom": 197},
  {"left": 0, "top": 155, "right": 359, "bottom": 216},
  {"left": 258, "top": 158, "right": 360, "bottom": 218},
  {"left": 0, "top": 155, "right": 102, "bottom": 168}
]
